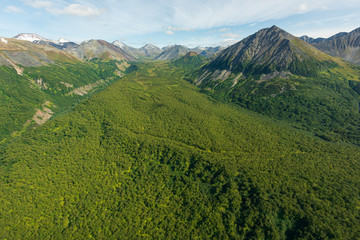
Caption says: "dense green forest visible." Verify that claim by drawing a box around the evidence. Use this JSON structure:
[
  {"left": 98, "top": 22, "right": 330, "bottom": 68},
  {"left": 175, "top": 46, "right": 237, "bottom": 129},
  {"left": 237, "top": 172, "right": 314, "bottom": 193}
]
[
  {"left": 1, "top": 62, "right": 359, "bottom": 239},
  {"left": 0, "top": 60, "right": 127, "bottom": 147}
]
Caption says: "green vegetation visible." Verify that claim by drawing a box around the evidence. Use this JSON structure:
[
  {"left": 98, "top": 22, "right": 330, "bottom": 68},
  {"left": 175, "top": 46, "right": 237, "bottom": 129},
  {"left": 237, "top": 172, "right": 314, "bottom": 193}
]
[
  {"left": 171, "top": 53, "right": 207, "bottom": 73},
  {"left": 196, "top": 63, "right": 360, "bottom": 146},
  {"left": 0, "top": 60, "right": 127, "bottom": 147},
  {"left": 1, "top": 62, "right": 359, "bottom": 239}
]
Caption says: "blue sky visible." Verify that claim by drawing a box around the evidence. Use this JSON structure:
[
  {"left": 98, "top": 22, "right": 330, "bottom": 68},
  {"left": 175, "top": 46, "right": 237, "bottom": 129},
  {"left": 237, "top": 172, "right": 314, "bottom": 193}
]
[{"left": 1, "top": 0, "right": 360, "bottom": 47}]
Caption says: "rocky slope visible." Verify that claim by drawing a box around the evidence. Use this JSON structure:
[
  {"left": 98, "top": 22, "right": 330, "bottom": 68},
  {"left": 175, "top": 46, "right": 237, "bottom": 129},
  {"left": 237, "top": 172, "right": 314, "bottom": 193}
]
[
  {"left": 0, "top": 37, "right": 78, "bottom": 71},
  {"left": 112, "top": 41, "right": 141, "bottom": 59},
  {"left": 155, "top": 45, "right": 189, "bottom": 60},
  {"left": 138, "top": 44, "right": 163, "bottom": 58},
  {"left": 300, "top": 27, "right": 360, "bottom": 65},
  {"left": 71, "top": 40, "right": 134, "bottom": 61},
  {"left": 199, "top": 25, "right": 338, "bottom": 82}
]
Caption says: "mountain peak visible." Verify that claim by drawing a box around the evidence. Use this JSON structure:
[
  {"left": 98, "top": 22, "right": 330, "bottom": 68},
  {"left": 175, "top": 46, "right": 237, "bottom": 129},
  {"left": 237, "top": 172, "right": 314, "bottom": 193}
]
[
  {"left": 13, "top": 33, "right": 49, "bottom": 42},
  {"left": 261, "top": 25, "right": 294, "bottom": 39},
  {"left": 155, "top": 45, "right": 189, "bottom": 61},
  {"left": 58, "top": 37, "right": 70, "bottom": 44},
  {"left": 138, "top": 44, "right": 162, "bottom": 58},
  {"left": 270, "top": 25, "right": 281, "bottom": 30},
  {"left": 113, "top": 40, "right": 126, "bottom": 49},
  {"left": 202, "top": 25, "right": 337, "bottom": 78},
  {"left": 142, "top": 43, "right": 158, "bottom": 50}
]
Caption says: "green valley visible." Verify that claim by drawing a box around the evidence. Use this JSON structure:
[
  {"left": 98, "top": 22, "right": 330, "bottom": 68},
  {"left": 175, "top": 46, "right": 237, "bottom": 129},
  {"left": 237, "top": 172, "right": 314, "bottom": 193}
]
[{"left": 1, "top": 61, "right": 359, "bottom": 239}]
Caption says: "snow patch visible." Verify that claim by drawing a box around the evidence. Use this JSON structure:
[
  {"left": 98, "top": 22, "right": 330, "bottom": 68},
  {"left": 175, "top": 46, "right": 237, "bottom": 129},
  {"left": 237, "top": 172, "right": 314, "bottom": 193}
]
[
  {"left": 13, "top": 33, "right": 49, "bottom": 42},
  {"left": 0, "top": 38, "right": 8, "bottom": 44},
  {"left": 113, "top": 41, "right": 125, "bottom": 49},
  {"left": 58, "top": 37, "right": 70, "bottom": 43}
]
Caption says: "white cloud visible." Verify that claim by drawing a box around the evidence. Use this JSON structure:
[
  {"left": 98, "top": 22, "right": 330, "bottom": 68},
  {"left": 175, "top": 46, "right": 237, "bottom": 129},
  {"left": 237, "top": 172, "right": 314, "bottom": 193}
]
[
  {"left": 23, "top": 0, "right": 104, "bottom": 17},
  {"left": 61, "top": 4, "right": 102, "bottom": 17},
  {"left": 209, "top": 28, "right": 231, "bottom": 33},
  {"left": 218, "top": 28, "right": 231, "bottom": 32},
  {"left": 25, "top": 0, "right": 53, "bottom": 9},
  {"left": 299, "top": 4, "right": 307, "bottom": 12},
  {"left": 165, "top": 0, "right": 360, "bottom": 30},
  {"left": 167, "top": 26, "right": 190, "bottom": 31},
  {"left": 221, "top": 38, "right": 240, "bottom": 46},
  {"left": 166, "top": 30, "right": 174, "bottom": 35},
  {"left": 221, "top": 33, "right": 241, "bottom": 38},
  {"left": 4, "top": 6, "right": 24, "bottom": 13}
]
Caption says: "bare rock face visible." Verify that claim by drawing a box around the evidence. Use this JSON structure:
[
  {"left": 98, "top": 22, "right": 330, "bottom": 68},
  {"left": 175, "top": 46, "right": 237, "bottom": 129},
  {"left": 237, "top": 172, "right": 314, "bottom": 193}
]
[
  {"left": 155, "top": 45, "right": 190, "bottom": 61},
  {"left": 72, "top": 40, "right": 134, "bottom": 61},
  {"left": 301, "top": 27, "right": 360, "bottom": 65},
  {"left": 112, "top": 41, "right": 141, "bottom": 59},
  {"left": 0, "top": 38, "right": 78, "bottom": 69},
  {"left": 138, "top": 44, "right": 163, "bottom": 58}
]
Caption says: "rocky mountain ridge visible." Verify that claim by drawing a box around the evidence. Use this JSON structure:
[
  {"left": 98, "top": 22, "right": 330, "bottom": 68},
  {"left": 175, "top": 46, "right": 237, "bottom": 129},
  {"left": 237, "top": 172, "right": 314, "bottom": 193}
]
[{"left": 300, "top": 28, "right": 360, "bottom": 65}]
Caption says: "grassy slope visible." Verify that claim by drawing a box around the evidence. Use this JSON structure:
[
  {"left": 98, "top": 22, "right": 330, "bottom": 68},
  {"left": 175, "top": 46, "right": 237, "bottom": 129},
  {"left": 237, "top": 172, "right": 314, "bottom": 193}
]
[{"left": 0, "top": 62, "right": 359, "bottom": 239}]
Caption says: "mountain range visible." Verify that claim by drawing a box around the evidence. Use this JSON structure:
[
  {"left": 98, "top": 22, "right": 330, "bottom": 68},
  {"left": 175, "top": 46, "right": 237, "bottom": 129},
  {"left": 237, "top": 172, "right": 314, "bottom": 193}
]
[
  {"left": 10, "top": 27, "right": 360, "bottom": 65},
  {"left": 10, "top": 33, "right": 225, "bottom": 61}
]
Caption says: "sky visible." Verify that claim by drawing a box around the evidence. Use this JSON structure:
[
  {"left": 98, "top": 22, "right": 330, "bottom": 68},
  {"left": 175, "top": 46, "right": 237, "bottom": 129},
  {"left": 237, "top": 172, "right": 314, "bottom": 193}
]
[{"left": 1, "top": 0, "right": 360, "bottom": 48}]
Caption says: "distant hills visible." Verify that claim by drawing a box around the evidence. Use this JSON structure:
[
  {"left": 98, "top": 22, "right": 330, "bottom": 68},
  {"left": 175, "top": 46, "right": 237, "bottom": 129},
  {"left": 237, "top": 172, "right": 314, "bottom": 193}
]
[
  {"left": 10, "top": 33, "right": 224, "bottom": 61},
  {"left": 300, "top": 27, "right": 360, "bottom": 65},
  {"left": 71, "top": 39, "right": 134, "bottom": 61},
  {"left": 112, "top": 42, "right": 163, "bottom": 59},
  {"left": 9, "top": 27, "right": 360, "bottom": 64},
  {"left": 155, "top": 45, "right": 190, "bottom": 60}
]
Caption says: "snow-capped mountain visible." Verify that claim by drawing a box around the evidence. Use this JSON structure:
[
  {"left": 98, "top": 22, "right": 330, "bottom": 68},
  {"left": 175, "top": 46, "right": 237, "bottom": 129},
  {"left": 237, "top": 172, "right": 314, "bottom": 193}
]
[
  {"left": 58, "top": 37, "right": 70, "bottom": 44},
  {"left": 13, "top": 34, "right": 72, "bottom": 45},
  {"left": 13, "top": 33, "right": 50, "bottom": 42}
]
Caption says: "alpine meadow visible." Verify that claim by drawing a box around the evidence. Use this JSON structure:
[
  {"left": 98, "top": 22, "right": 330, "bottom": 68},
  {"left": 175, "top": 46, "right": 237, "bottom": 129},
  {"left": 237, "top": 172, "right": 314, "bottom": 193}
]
[{"left": 1, "top": 1, "right": 360, "bottom": 239}]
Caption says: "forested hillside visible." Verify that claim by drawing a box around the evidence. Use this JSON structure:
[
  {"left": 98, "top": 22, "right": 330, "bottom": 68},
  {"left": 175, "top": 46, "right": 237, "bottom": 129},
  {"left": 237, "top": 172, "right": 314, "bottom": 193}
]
[
  {"left": 0, "top": 59, "right": 129, "bottom": 147},
  {"left": 1, "top": 62, "right": 359, "bottom": 239}
]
